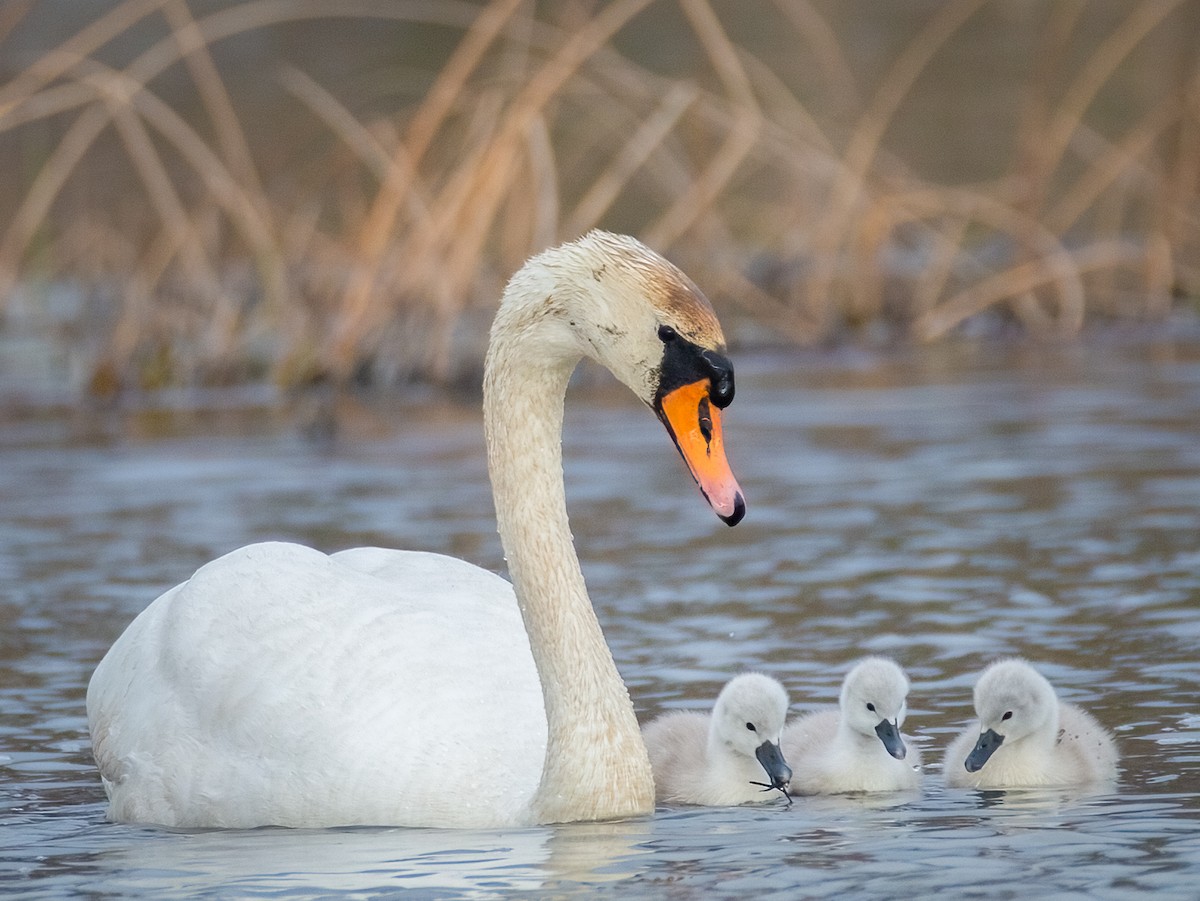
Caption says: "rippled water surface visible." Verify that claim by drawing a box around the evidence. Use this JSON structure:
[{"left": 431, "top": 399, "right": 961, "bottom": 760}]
[{"left": 3, "top": 339, "right": 1200, "bottom": 899}]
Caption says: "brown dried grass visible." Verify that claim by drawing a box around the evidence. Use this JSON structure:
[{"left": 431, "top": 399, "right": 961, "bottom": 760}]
[{"left": 0, "top": 0, "right": 1196, "bottom": 396}]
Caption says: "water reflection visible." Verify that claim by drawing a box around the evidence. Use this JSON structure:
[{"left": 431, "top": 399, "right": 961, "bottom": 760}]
[
  {"left": 91, "top": 825, "right": 552, "bottom": 896},
  {"left": 10, "top": 812, "right": 658, "bottom": 896},
  {"left": 2, "top": 338, "right": 1200, "bottom": 897}
]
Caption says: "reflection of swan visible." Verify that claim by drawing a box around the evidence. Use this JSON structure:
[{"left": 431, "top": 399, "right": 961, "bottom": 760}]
[
  {"left": 83, "top": 819, "right": 658, "bottom": 897},
  {"left": 91, "top": 825, "right": 557, "bottom": 897},
  {"left": 642, "top": 674, "right": 792, "bottom": 805},
  {"left": 87, "top": 231, "right": 746, "bottom": 829},
  {"left": 942, "top": 658, "right": 1118, "bottom": 789},
  {"left": 783, "top": 657, "right": 922, "bottom": 794}
]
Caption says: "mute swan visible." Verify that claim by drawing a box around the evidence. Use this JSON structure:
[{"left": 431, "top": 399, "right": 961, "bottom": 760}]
[
  {"left": 782, "top": 657, "right": 922, "bottom": 794},
  {"left": 942, "top": 658, "right": 1118, "bottom": 789},
  {"left": 641, "top": 673, "right": 792, "bottom": 806},
  {"left": 86, "top": 231, "right": 746, "bottom": 829}
]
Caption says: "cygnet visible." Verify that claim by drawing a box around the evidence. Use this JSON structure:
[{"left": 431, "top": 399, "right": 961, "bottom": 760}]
[
  {"left": 783, "top": 656, "right": 922, "bottom": 794},
  {"left": 642, "top": 673, "right": 792, "bottom": 806},
  {"left": 943, "top": 658, "right": 1118, "bottom": 789}
]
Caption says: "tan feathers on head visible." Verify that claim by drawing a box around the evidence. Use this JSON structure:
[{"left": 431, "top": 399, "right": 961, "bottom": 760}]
[{"left": 574, "top": 231, "right": 726, "bottom": 350}]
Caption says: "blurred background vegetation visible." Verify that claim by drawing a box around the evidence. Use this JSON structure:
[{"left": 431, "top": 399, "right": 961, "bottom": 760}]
[{"left": 1, "top": 0, "right": 1197, "bottom": 398}]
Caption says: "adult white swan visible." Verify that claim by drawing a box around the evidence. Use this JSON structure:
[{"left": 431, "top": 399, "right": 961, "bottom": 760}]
[{"left": 87, "top": 231, "right": 746, "bottom": 829}]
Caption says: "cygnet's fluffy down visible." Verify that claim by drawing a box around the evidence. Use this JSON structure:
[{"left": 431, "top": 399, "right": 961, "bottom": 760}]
[
  {"left": 642, "top": 673, "right": 792, "bottom": 806},
  {"left": 783, "top": 657, "right": 922, "bottom": 794},
  {"left": 942, "top": 658, "right": 1118, "bottom": 789}
]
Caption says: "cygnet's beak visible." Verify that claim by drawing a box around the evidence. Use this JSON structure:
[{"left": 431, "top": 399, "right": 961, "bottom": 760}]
[
  {"left": 656, "top": 378, "right": 745, "bottom": 526},
  {"left": 754, "top": 739, "right": 793, "bottom": 791},
  {"left": 874, "top": 718, "right": 907, "bottom": 760},
  {"left": 965, "top": 728, "right": 1005, "bottom": 772}
]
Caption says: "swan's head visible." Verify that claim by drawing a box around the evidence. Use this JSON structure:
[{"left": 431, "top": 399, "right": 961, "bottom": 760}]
[
  {"left": 840, "top": 657, "right": 911, "bottom": 760},
  {"left": 964, "top": 658, "right": 1059, "bottom": 773},
  {"left": 711, "top": 673, "right": 792, "bottom": 791},
  {"left": 493, "top": 231, "right": 744, "bottom": 524}
]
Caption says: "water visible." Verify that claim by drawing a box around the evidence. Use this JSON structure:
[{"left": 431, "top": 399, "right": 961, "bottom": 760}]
[{"left": 2, "top": 337, "right": 1199, "bottom": 898}]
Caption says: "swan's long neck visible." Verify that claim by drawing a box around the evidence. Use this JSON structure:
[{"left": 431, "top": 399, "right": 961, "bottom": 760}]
[{"left": 483, "top": 316, "right": 655, "bottom": 825}]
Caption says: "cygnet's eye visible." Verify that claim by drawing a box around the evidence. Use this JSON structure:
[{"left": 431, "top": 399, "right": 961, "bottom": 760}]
[
  {"left": 657, "top": 324, "right": 678, "bottom": 343},
  {"left": 866, "top": 703, "right": 876, "bottom": 713},
  {"left": 745, "top": 722, "right": 756, "bottom": 732},
  {"left": 1001, "top": 711, "right": 1013, "bottom": 721}
]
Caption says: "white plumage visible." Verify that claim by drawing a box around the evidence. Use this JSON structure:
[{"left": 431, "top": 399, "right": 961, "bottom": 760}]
[
  {"left": 88, "top": 544, "right": 544, "bottom": 827},
  {"left": 87, "top": 231, "right": 745, "bottom": 828},
  {"left": 642, "top": 673, "right": 792, "bottom": 806},
  {"left": 782, "top": 657, "right": 922, "bottom": 794},
  {"left": 942, "top": 658, "right": 1118, "bottom": 789}
]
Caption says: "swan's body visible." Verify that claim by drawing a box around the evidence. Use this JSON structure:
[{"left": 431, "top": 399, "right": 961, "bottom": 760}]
[
  {"left": 88, "top": 545, "right": 546, "bottom": 827},
  {"left": 87, "top": 231, "right": 746, "bottom": 828},
  {"left": 942, "top": 658, "right": 1118, "bottom": 789},
  {"left": 782, "top": 657, "right": 921, "bottom": 794},
  {"left": 642, "top": 674, "right": 792, "bottom": 806}
]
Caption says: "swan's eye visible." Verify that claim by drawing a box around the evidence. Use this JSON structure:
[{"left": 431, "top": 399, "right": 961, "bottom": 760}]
[
  {"left": 1001, "top": 711, "right": 1013, "bottom": 721},
  {"left": 745, "top": 722, "right": 756, "bottom": 732},
  {"left": 658, "top": 324, "right": 678, "bottom": 343},
  {"left": 866, "top": 703, "right": 876, "bottom": 713}
]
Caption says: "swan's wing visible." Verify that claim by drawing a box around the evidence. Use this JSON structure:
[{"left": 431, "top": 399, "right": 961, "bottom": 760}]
[
  {"left": 641, "top": 711, "right": 709, "bottom": 803},
  {"left": 331, "top": 545, "right": 508, "bottom": 590},
  {"left": 1057, "top": 703, "right": 1119, "bottom": 782},
  {"left": 781, "top": 708, "right": 840, "bottom": 760},
  {"left": 87, "top": 541, "right": 545, "bottom": 828}
]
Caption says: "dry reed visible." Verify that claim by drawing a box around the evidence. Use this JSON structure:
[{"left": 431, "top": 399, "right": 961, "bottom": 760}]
[{"left": 0, "top": 0, "right": 1196, "bottom": 397}]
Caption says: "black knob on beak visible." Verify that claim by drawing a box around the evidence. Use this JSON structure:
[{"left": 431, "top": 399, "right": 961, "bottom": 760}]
[{"left": 700, "top": 350, "right": 735, "bottom": 408}]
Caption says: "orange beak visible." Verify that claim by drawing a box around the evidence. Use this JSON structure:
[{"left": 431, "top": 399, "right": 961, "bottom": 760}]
[{"left": 657, "top": 378, "right": 745, "bottom": 525}]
